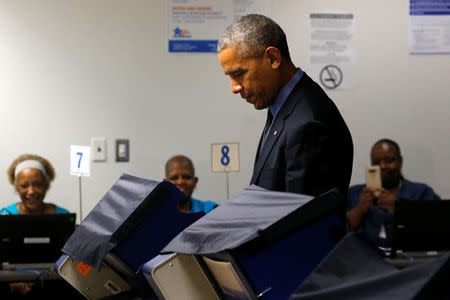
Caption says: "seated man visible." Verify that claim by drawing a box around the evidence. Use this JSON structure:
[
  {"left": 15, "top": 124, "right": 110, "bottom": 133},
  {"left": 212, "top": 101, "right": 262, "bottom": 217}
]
[
  {"left": 347, "top": 138, "right": 440, "bottom": 246},
  {"left": 164, "top": 155, "right": 218, "bottom": 213}
]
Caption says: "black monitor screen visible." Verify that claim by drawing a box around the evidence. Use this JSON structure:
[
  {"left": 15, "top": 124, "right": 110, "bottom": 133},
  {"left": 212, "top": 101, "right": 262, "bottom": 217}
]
[
  {"left": 393, "top": 199, "right": 450, "bottom": 253},
  {"left": 0, "top": 213, "right": 76, "bottom": 264}
]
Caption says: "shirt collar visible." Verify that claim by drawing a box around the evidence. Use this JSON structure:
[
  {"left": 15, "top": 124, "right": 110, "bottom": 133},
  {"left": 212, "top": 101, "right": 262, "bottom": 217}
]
[{"left": 269, "top": 68, "right": 303, "bottom": 118}]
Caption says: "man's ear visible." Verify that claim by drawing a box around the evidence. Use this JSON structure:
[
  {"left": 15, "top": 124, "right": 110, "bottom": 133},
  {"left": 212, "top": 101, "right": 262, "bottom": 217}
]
[{"left": 264, "top": 46, "right": 281, "bottom": 69}]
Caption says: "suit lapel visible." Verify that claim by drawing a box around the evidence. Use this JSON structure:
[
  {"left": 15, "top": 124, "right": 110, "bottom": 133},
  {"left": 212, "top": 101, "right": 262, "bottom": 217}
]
[
  {"left": 250, "top": 76, "right": 308, "bottom": 185},
  {"left": 250, "top": 118, "right": 285, "bottom": 184},
  {"left": 254, "top": 131, "right": 264, "bottom": 163}
]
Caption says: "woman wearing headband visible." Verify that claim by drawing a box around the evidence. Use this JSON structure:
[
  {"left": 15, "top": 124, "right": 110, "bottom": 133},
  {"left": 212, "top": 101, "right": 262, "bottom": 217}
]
[
  {"left": 0, "top": 154, "right": 69, "bottom": 215},
  {"left": 0, "top": 154, "right": 70, "bottom": 296}
]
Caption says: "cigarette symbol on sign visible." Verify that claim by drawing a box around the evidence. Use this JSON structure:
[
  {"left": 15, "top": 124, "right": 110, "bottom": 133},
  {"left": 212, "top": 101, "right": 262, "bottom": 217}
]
[{"left": 320, "top": 65, "right": 343, "bottom": 89}]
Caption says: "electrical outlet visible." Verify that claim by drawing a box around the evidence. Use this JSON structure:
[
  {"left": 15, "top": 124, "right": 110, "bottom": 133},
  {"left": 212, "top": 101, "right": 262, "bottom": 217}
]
[{"left": 91, "top": 137, "right": 106, "bottom": 162}]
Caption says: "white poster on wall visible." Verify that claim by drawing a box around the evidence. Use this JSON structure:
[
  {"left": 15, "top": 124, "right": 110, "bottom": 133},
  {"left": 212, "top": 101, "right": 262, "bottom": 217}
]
[
  {"left": 308, "top": 13, "right": 355, "bottom": 90},
  {"left": 232, "top": 0, "right": 272, "bottom": 21},
  {"left": 409, "top": 0, "right": 450, "bottom": 55},
  {"left": 168, "top": 0, "right": 272, "bottom": 53}
]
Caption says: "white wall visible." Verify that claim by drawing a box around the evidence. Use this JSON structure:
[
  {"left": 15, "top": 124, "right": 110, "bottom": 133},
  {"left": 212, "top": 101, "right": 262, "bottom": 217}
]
[{"left": 0, "top": 1, "right": 449, "bottom": 220}]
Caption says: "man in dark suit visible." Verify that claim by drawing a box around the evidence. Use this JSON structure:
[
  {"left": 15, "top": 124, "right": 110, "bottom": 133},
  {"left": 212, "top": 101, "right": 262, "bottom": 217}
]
[{"left": 217, "top": 14, "right": 353, "bottom": 196}]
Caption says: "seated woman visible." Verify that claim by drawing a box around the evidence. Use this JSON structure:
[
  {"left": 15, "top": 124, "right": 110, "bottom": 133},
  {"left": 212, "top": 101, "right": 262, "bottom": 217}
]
[
  {"left": 165, "top": 155, "right": 218, "bottom": 213},
  {"left": 1, "top": 154, "right": 69, "bottom": 215},
  {"left": 0, "top": 154, "right": 70, "bottom": 297}
]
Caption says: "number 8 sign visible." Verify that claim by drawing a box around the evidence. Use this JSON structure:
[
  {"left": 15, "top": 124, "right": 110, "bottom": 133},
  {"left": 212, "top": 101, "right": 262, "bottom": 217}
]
[
  {"left": 211, "top": 143, "right": 239, "bottom": 172},
  {"left": 70, "top": 145, "right": 91, "bottom": 176}
]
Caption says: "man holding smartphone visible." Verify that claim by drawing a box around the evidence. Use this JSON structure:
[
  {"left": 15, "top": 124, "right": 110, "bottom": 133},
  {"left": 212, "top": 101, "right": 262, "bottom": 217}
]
[{"left": 347, "top": 138, "right": 440, "bottom": 246}]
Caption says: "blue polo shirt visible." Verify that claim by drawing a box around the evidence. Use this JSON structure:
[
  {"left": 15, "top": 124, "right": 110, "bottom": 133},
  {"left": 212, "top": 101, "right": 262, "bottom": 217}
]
[
  {"left": 0, "top": 203, "right": 70, "bottom": 215},
  {"left": 188, "top": 198, "right": 218, "bottom": 214}
]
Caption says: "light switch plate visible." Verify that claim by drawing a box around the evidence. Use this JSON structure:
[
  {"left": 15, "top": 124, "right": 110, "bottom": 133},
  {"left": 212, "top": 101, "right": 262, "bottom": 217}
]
[
  {"left": 91, "top": 137, "right": 106, "bottom": 162},
  {"left": 115, "top": 139, "right": 129, "bottom": 162}
]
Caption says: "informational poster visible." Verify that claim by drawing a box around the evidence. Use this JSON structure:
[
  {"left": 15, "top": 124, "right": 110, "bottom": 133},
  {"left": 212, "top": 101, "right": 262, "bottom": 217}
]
[
  {"left": 308, "top": 13, "right": 355, "bottom": 90},
  {"left": 168, "top": 0, "right": 272, "bottom": 53},
  {"left": 232, "top": 0, "right": 272, "bottom": 21},
  {"left": 409, "top": 0, "right": 450, "bottom": 54}
]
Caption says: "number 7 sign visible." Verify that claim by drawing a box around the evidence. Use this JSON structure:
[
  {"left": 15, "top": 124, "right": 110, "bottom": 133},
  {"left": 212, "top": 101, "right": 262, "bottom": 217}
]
[{"left": 70, "top": 145, "right": 91, "bottom": 176}]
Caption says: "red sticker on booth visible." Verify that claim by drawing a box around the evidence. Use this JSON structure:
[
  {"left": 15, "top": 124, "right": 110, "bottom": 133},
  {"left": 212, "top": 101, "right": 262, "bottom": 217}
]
[{"left": 76, "top": 262, "right": 93, "bottom": 276}]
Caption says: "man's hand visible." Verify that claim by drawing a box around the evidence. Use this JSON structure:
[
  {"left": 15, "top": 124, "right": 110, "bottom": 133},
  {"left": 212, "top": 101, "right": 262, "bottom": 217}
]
[
  {"left": 347, "top": 187, "right": 377, "bottom": 231},
  {"left": 355, "top": 187, "right": 378, "bottom": 214},
  {"left": 375, "top": 188, "right": 397, "bottom": 214},
  {"left": 9, "top": 282, "right": 33, "bottom": 296}
]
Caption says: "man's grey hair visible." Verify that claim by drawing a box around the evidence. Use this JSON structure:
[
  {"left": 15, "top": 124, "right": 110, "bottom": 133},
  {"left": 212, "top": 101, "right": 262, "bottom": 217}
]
[{"left": 217, "top": 14, "right": 291, "bottom": 60}]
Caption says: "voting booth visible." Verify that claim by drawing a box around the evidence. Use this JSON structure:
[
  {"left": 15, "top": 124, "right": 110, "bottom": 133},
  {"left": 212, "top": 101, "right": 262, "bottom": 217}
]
[
  {"left": 55, "top": 174, "right": 206, "bottom": 300},
  {"left": 144, "top": 185, "right": 346, "bottom": 300},
  {"left": 289, "top": 232, "right": 450, "bottom": 300}
]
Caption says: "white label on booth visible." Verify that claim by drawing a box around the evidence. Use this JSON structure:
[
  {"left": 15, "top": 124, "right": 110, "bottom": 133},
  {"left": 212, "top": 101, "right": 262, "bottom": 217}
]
[
  {"left": 70, "top": 145, "right": 91, "bottom": 176},
  {"left": 211, "top": 143, "right": 239, "bottom": 172}
]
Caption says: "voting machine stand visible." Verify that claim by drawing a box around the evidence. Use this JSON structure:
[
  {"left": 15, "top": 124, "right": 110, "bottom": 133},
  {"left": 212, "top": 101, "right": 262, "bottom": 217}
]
[
  {"left": 55, "top": 174, "right": 206, "bottom": 300},
  {"left": 144, "top": 185, "right": 346, "bottom": 300}
]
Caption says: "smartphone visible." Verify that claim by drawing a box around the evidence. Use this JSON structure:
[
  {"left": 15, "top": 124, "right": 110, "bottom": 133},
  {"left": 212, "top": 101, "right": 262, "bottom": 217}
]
[{"left": 366, "top": 165, "right": 381, "bottom": 197}]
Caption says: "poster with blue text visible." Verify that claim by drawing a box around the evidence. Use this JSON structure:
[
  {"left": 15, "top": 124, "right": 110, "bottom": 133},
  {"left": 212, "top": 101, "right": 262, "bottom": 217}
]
[
  {"left": 409, "top": 0, "right": 450, "bottom": 54},
  {"left": 168, "top": 0, "right": 272, "bottom": 53}
]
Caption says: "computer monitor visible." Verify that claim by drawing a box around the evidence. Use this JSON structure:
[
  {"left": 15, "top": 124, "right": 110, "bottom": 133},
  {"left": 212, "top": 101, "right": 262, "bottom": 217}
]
[
  {"left": 0, "top": 213, "right": 76, "bottom": 264},
  {"left": 392, "top": 199, "right": 450, "bottom": 254}
]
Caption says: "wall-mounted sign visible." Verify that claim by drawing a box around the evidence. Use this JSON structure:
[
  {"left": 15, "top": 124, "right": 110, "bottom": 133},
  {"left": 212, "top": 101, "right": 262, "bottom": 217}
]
[
  {"left": 409, "top": 0, "right": 450, "bottom": 55},
  {"left": 70, "top": 145, "right": 91, "bottom": 176},
  {"left": 211, "top": 142, "right": 239, "bottom": 172},
  {"left": 168, "top": 0, "right": 272, "bottom": 53},
  {"left": 309, "top": 12, "right": 355, "bottom": 90}
]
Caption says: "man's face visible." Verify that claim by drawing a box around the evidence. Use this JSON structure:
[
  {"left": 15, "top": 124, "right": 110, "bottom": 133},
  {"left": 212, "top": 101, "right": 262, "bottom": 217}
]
[
  {"left": 165, "top": 164, "right": 198, "bottom": 199},
  {"left": 218, "top": 46, "right": 280, "bottom": 110},
  {"left": 370, "top": 142, "right": 403, "bottom": 189}
]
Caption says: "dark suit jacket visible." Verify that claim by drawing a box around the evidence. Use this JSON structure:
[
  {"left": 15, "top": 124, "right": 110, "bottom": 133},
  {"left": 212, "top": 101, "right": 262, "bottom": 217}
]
[{"left": 250, "top": 72, "right": 353, "bottom": 197}]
